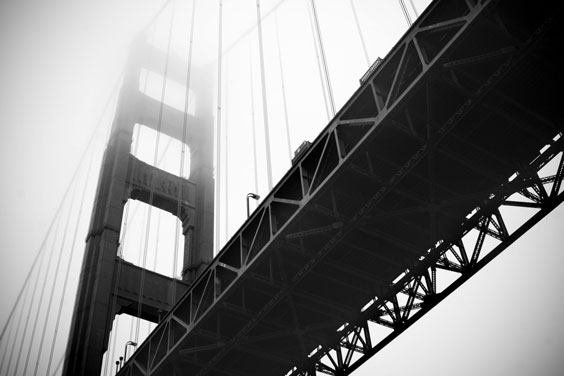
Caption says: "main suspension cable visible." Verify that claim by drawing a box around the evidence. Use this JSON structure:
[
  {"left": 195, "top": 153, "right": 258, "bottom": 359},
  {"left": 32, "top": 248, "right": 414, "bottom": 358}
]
[{"left": 256, "top": 0, "right": 273, "bottom": 190}]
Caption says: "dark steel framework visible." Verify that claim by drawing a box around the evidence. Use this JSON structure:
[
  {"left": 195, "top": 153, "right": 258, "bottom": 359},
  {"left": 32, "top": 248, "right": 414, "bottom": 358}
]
[{"left": 116, "top": 0, "right": 564, "bottom": 374}]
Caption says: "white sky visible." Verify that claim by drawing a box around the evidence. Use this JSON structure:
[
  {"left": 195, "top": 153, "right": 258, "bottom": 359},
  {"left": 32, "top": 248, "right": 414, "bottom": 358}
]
[{"left": 0, "top": 0, "right": 563, "bottom": 375}]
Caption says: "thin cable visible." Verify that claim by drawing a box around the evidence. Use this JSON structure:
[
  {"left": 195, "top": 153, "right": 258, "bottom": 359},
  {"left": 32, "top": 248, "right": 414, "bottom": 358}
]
[
  {"left": 49, "top": 354, "right": 64, "bottom": 376},
  {"left": 0, "top": 167, "right": 75, "bottom": 343},
  {"left": 102, "top": 124, "right": 140, "bottom": 376},
  {"left": 350, "top": 0, "right": 370, "bottom": 67},
  {"left": 399, "top": 0, "right": 413, "bottom": 26},
  {"left": 224, "top": 54, "right": 229, "bottom": 239},
  {"left": 22, "top": 215, "right": 63, "bottom": 376},
  {"left": 0, "top": 235, "right": 43, "bottom": 344},
  {"left": 5, "top": 284, "right": 30, "bottom": 375},
  {"left": 310, "top": 0, "right": 336, "bottom": 116},
  {"left": 0, "top": 71, "right": 120, "bottom": 345},
  {"left": 216, "top": 0, "right": 288, "bottom": 62},
  {"left": 173, "top": 0, "right": 196, "bottom": 294},
  {"left": 0, "top": 64, "right": 119, "bottom": 341},
  {"left": 128, "top": 209, "right": 146, "bottom": 344},
  {"left": 12, "top": 236, "right": 48, "bottom": 375},
  {"left": 102, "top": 32, "right": 155, "bottom": 375},
  {"left": 46, "top": 152, "right": 94, "bottom": 376},
  {"left": 141, "top": 0, "right": 172, "bottom": 34},
  {"left": 256, "top": 0, "right": 274, "bottom": 190},
  {"left": 249, "top": 41, "right": 259, "bottom": 195},
  {"left": 0, "top": 77, "right": 114, "bottom": 349},
  {"left": 0, "top": 317, "right": 15, "bottom": 373},
  {"left": 409, "top": 0, "right": 419, "bottom": 18},
  {"left": 135, "top": 0, "right": 176, "bottom": 345},
  {"left": 274, "top": 9, "right": 292, "bottom": 161},
  {"left": 214, "top": 0, "right": 224, "bottom": 253},
  {"left": 306, "top": 0, "right": 331, "bottom": 121},
  {"left": 33, "top": 178, "right": 79, "bottom": 376},
  {"left": 147, "top": 210, "right": 162, "bottom": 338}
]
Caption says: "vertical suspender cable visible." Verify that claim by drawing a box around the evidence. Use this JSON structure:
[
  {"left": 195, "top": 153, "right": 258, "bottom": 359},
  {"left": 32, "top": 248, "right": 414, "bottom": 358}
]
[
  {"left": 12, "top": 234, "right": 48, "bottom": 375},
  {"left": 0, "top": 110, "right": 101, "bottom": 344},
  {"left": 19, "top": 72, "right": 116, "bottom": 373},
  {"left": 22, "top": 216, "right": 62, "bottom": 376},
  {"left": 147, "top": 210, "right": 162, "bottom": 336},
  {"left": 129, "top": 207, "right": 147, "bottom": 343},
  {"left": 174, "top": 0, "right": 196, "bottom": 298},
  {"left": 0, "top": 301, "right": 13, "bottom": 371},
  {"left": 409, "top": 0, "right": 419, "bottom": 18},
  {"left": 0, "top": 315, "right": 13, "bottom": 372},
  {"left": 50, "top": 354, "right": 64, "bottom": 376},
  {"left": 256, "top": 0, "right": 273, "bottom": 190},
  {"left": 0, "top": 317, "right": 15, "bottom": 374},
  {"left": 33, "top": 179, "right": 79, "bottom": 376},
  {"left": 104, "top": 116, "right": 141, "bottom": 376},
  {"left": 135, "top": 0, "right": 176, "bottom": 345},
  {"left": 4, "top": 284, "right": 29, "bottom": 375},
  {"left": 399, "top": 0, "right": 413, "bottom": 26},
  {"left": 274, "top": 9, "right": 292, "bottom": 161},
  {"left": 349, "top": 0, "right": 371, "bottom": 68},
  {"left": 45, "top": 152, "right": 94, "bottom": 376},
  {"left": 103, "top": 31, "right": 156, "bottom": 375},
  {"left": 310, "top": 0, "right": 335, "bottom": 117},
  {"left": 215, "top": 0, "right": 223, "bottom": 253},
  {"left": 306, "top": 1, "right": 331, "bottom": 121},
  {"left": 0, "top": 234, "right": 43, "bottom": 343},
  {"left": 249, "top": 41, "right": 260, "bottom": 195},
  {"left": 224, "top": 55, "right": 229, "bottom": 239}
]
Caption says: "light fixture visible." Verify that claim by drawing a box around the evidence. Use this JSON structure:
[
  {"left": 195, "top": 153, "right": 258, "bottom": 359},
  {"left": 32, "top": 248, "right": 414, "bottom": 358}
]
[
  {"left": 123, "top": 340, "right": 138, "bottom": 365},
  {"left": 246, "top": 193, "right": 260, "bottom": 217}
]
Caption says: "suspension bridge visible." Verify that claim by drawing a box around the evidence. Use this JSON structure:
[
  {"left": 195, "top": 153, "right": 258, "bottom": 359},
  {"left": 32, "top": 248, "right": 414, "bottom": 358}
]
[{"left": 1, "top": 0, "right": 563, "bottom": 375}]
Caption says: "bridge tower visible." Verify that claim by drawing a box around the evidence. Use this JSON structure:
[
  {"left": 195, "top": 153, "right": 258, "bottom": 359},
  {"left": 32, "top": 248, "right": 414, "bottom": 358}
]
[{"left": 62, "top": 37, "right": 214, "bottom": 376}]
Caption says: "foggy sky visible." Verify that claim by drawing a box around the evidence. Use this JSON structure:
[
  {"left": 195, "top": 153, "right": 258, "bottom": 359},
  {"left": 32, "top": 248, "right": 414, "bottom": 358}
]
[{"left": 0, "top": 1, "right": 563, "bottom": 375}]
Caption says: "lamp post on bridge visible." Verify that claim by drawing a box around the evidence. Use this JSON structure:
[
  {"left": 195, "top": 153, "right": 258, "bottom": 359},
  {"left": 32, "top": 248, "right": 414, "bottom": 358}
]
[
  {"left": 123, "top": 341, "right": 137, "bottom": 365},
  {"left": 246, "top": 193, "right": 260, "bottom": 217}
]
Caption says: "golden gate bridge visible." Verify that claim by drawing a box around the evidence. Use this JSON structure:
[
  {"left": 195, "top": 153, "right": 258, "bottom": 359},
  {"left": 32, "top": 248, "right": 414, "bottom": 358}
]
[{"left": 1, "top": 0, "right": 563, "bottom": 375}]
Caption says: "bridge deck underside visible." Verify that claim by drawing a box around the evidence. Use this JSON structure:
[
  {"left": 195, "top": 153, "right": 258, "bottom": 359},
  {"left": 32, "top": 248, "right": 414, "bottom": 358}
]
[{"left": 119, "top": 0, "right": 563, "bottom": 375}]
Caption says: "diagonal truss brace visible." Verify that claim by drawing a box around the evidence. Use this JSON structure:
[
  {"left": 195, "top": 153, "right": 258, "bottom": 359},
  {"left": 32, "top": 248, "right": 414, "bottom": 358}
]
[{"left": 292, "top": 135, "right": 564, "bottom": 376}]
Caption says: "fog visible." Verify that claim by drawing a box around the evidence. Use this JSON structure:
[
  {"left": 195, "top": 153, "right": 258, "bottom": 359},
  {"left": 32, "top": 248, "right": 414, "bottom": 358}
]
[{"left": 0, "top": 0, "right": 563, "bottom": 375}]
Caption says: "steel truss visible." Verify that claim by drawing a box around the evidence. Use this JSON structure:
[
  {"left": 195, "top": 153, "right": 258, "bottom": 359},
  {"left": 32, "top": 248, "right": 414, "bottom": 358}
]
[
  {"left": 117, "top": 0, "right": 564, "bottom": 374},
  {"left": 294, "top": 136, "right": 564, "bottom": 376}
]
